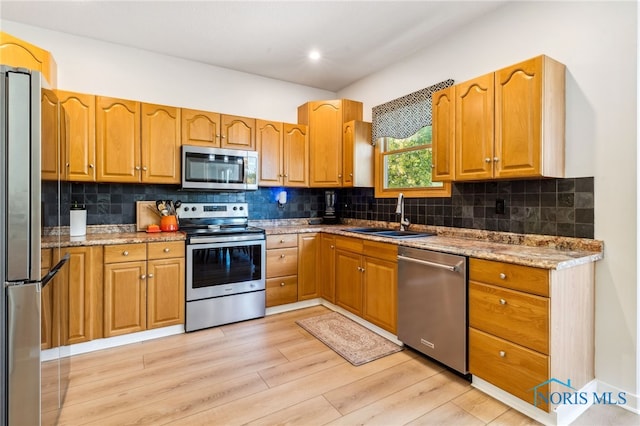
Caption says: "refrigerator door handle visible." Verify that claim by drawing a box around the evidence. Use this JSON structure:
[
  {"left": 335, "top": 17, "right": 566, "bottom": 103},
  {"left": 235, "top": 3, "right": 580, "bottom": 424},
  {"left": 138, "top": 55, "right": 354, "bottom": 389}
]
[{"left": 40, "top": 252, "right": 69, "bottom": 289}]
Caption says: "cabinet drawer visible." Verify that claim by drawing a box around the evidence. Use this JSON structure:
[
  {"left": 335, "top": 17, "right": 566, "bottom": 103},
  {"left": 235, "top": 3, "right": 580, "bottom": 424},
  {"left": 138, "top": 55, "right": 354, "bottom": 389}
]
[
  {"left": 266, "top": 248, "right": 298, "bottom": 278},
  {"left": 363, "top": 240, "right": 397, "bottom": 261},
  {"left": 147, "top": 241, "right": 185, "bottom": 260},
  {"left": 469, "top": 328, "right": 549, "bottom": 411},
  {"left": 470, "top": 258, "right": 549, "bottom": 296},
  {"left": 267, "top": 234, "right": 298, "bottom": 249},
  {"left": 104, "top": 243, "right": 147, "bottom": 263},
  {"left": 335, "top": 236, "right": 363, "bottom": 253},
  {"left": 266, "top": 276, "right": 298, "bottom": 307},
  {"left": 469, "top": 282, "right": 549, "bottom": 354}
]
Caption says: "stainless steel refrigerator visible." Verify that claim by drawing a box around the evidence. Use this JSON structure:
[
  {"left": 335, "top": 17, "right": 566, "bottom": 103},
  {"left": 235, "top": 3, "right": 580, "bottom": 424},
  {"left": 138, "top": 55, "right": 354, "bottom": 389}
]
[{"left": 1, "top": 66, "right": 66, "bottom": 425}]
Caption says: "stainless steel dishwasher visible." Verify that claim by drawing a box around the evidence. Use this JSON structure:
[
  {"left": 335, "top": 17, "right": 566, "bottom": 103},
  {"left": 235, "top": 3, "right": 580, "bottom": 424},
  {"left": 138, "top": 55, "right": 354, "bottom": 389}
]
[{"left": 397, "top": 246, "right": 468, "bottom": 374}]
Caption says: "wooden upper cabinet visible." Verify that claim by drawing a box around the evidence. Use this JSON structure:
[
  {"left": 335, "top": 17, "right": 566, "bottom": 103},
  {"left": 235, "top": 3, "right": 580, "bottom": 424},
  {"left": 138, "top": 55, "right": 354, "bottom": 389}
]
[
  {"left": 256, "top": 119, "right": 283, "bottom": 186},
  {"left": 41, "top": 89, "right": 60, "bottom": 181},
  {"left": 58, "top": 90, "right": 96, "bottom": 182},
  {"left": 0, "top": 31, "right": 57, "bottom": 87},
  {"left": 455, "top": 72, "right": 495, "bottom": 181},
  {"left": 141, "top": 103, "right": 181, "bottom": 184},
  {"left": 181, "top": 108, "right": 221, "bottom": 147},
  {"left": 96, "top": 96, "right": 141, "bottom": 183},
  {"left": 495, "top": 55, "right": 565, "bottom": 178},
  {"left": 451, "top": 55, "right": 565, "bottom": 181},
  {"left": 221, "top": 114, "right": 255, "bottom": 150},
  {"left": 298, "top": 99, "right": 362, "bottom": 187},
  {"left": 431, "top": 87, "right": 455, "bottom": 181},
  {"left": 342, "top": 120, "right": 373, "bottom": 187},
  {"left": 283, "top": 123, "right": 308, "bottom": 187}
]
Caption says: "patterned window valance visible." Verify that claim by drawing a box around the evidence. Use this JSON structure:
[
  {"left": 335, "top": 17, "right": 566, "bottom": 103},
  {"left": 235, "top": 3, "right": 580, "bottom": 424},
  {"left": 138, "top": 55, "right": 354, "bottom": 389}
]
[{"left": 372, "top": 79, "right": 454, "bottom": 142}]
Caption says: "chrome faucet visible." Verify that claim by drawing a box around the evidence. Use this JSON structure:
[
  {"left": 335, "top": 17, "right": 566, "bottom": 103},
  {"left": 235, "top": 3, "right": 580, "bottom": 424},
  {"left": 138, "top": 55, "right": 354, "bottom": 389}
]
[{"left": 395, "top": 192, "right": 410, "bottom": 231}]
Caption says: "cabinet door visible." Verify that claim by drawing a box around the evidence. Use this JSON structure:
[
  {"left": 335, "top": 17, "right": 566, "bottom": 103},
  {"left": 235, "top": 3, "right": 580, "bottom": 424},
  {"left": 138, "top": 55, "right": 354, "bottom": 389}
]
[
  {"left": 181, "top": 108, "right": 221, "bottom": 147},
  {"left": 494, "top": 56, "right": 542, "bottom": 178},
  {"left": 54, "top": 246, "right": 103, "bottom": 346},
  {"left": 141, "top": 103, "right": 181, "bottom": 184},
  {"left": 362, "top": 256, "right": 397, "bottom": 333},
  {"left": 297, "top": 233, "right": 319, "bottom": 300},
  {"left": 319, "top": 234, "right": 336, "bottom": 303},
  {"left": 96, "top": 96, "right": 141, "bottom": 182},
  {"left": 147, "top": 257, "right": 185, "bottom": 329},
  {"left": 41, "top": 89, "right": 60, "bottom": 181},
  {"left": 335, "top": 249, "right": 363, "bottom": 316},
  {"left": 256, "top": 120, "right": 283, "bottom": 186},
  {"left": 455, "top": 73, "right": 494, "bottom": 181},
  {"left": 283, "top": 123, "right": 308, "bottom": 187},
  {"left": 0, "top": 32, "right": 56, "bottom": 85},
  {"left": 432, "top": 87, "right": 455, "bottom": 181},
  {"left": 221, "top": 114, "right": 255, "bottom": 150},
  {"left": 307, "top": 100, "right": 343, "bottom": 187},
  {"left": 58, "top": 91, "right": 96, "bottom": 182},
  {"left": 103, "top": 261, "right": 147, "bottom": 337}
]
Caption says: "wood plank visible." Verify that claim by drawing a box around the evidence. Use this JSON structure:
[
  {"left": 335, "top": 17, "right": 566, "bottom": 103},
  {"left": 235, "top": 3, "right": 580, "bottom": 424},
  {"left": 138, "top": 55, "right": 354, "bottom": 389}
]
[
  {"left": 258, "top": 350, "right": 346, "bottom": 388},
  {"left": 246, "top": 396, "right": 342, "bottom": 426},
  {"left": 451, "top": 388, "right": 510, "bottom": 423},
  {"left": 406, "top": 401, "right": 484, "bottom": 426}
]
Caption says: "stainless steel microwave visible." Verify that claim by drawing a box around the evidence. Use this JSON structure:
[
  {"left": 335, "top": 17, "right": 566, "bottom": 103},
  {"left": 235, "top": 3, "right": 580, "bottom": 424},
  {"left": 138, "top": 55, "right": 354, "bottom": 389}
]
[{"left": 181, "top": 145, "right": 258, "bottom": 191}]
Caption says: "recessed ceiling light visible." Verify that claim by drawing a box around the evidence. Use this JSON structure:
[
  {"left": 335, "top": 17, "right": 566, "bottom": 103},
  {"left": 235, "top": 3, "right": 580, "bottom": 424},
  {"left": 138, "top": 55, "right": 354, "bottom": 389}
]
[{"left": 308, "top": 50, "right": 321, "bottom": 61}]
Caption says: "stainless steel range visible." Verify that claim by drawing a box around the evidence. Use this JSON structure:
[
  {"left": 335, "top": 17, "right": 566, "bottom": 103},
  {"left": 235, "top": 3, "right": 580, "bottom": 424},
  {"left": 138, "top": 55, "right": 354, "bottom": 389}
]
[{"left": 178, "top": 202, "right": 265, "bottom": 332}]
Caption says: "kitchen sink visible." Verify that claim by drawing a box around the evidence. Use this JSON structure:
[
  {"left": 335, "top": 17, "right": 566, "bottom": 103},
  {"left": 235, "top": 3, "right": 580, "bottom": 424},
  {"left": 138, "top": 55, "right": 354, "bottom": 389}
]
[{"left": 343, "top": 228, "right": 435, "bottom": 239}]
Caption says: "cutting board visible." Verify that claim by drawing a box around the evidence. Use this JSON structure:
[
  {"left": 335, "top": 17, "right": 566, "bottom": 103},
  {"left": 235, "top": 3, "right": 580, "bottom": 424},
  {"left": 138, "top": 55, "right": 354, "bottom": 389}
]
[{"left": 136, "top": 201, "right": 161, "bottom": 231}]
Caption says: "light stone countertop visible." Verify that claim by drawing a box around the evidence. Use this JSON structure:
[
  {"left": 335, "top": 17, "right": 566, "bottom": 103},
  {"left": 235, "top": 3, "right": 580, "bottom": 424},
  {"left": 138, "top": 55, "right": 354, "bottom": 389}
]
[{"left": 42, "top": 220, "right": 603, "bottom": 270}]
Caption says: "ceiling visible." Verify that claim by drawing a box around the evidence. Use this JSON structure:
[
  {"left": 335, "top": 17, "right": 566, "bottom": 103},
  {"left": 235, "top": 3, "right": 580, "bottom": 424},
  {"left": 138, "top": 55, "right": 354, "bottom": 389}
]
[{"left": 1, "top": 1, "right": 506, "bottom": 92}]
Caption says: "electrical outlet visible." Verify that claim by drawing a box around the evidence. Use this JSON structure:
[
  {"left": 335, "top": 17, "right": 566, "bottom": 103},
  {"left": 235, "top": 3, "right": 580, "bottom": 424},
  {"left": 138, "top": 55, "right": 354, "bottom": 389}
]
[{"left": 495, "top": 198, "right": 505, "bottom": 215}]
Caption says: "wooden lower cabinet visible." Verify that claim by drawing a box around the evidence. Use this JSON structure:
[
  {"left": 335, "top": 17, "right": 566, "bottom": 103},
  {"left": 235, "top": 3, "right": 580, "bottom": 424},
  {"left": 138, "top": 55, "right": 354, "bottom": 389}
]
[
  {"left": 104, "top": 241, "right": 185, "bottom": 337},
  {"left": 297, "top": 233, "right": 319, "bottom": 300},
  {"left": 265, "top": 234, "right": 298, "bottom": 307},
  {"left": 334, "top": 237, "right": 397, "bottom": 333},
  {"left": 319, "top": 234, "right": 336, "bottom": 303},
  {"left": 468, "top": 257, "right": 594, "bottom": 413}
]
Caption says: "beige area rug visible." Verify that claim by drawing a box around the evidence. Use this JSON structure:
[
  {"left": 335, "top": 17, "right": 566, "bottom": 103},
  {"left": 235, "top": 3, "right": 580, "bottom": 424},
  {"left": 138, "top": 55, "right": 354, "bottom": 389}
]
[{"left": 296, "top": 312, "right": 403, "bottom": 366}]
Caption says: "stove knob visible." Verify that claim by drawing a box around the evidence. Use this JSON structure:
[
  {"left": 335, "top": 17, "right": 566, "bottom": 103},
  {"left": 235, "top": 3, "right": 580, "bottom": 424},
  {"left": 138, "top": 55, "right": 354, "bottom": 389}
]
[
  {"left": 191, "top": 207, "right": 197, "bottom": 212},
  {"left": 239, "top": 206, "right": 244, "bottom": 211},
  {"left": 183, "top": 207, "right": 189, "bottom": 212},
  {"left": 233, "top": 206, "right": 238, "bottom": 211}
]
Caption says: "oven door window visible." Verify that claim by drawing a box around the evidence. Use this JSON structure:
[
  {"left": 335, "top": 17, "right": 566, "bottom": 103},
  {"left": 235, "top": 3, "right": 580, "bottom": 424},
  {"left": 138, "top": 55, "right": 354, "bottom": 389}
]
[
  {"left": 191, "top": 244, "right": 262, "bottom": 288},
  {"left": 184, "top": 152, "right": 244, "bottom": 184}
]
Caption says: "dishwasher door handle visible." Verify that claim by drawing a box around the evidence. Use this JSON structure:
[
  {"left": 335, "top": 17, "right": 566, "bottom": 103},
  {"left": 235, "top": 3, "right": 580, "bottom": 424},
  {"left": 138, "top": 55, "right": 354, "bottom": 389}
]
[{"left": 397, "top": 255, "right": 462, "bottom": 272}]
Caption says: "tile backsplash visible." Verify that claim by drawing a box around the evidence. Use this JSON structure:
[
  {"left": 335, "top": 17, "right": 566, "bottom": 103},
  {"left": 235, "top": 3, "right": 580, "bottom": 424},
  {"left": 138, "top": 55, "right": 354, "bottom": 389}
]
[{"left": 42, "top": 177, "right": 594, "bottom": 239}]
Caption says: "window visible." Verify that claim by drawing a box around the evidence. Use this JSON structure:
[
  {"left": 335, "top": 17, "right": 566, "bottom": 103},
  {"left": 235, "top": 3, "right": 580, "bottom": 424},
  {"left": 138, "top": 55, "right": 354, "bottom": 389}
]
[
  {"left": 374, "top": 126, "right": 450, "bottom": 198},
  {"left": 372, "top": 79, "right": 453, "bottom": 198}
]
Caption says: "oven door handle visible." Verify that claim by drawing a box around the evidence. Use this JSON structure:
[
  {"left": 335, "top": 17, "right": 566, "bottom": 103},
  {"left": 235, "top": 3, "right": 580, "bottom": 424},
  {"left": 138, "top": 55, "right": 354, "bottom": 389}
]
[{"left": 189, "top": 234, "right": 265, "bottom": 244}]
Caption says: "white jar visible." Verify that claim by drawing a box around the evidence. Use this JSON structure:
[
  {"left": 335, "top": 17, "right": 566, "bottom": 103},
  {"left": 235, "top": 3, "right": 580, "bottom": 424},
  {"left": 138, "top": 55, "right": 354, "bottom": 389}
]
[{"left": 70, "top": 205, "right": 87, "bottom": 237}]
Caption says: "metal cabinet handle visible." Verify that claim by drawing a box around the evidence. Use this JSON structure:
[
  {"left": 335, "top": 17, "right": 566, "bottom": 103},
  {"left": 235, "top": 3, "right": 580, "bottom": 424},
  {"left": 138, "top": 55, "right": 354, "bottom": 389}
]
[
  {"left": 280, "top": 239, "right": 285, "bottom": 243},
  {"left": 499, "top": 273, "right": 507, "bottom": 280},
  {"left": 142, "top": 166, "right": 147, "bottom": 171},
  {"left": 485, "top": 158, "right": 491, "bottom": 163},
  {"left": 431, "top": 164, "right": 435, "bottom": 168},
  {"left": 135, "top": 166, "right": 141, "bottom": 170},
  {"left": 280, "top": 282, "right": 285, "bottom": 287},
  {"left": 147, "top": 273, "right": 154, "bottom": 278},
  {"left": 499, "top": 298, "right": 507, "bottom": 305},
  {"left": 361, "top": 268, "right": 365, "bottom": 273},
  {"left": 338, "top": 174, "right": 342, "bottom": 178},
  {"left": 499, "top": 351, "right": 506, "bottom": 357},
  {"left": 330, "top": 245, "right": 335, "bottom": 249},
  {"left": 140, "top": 274, "right": 146, "bottom": 279},
  {"left": 493, "top": 157, "right": 499, "bottom": 162},
  {"left": 123, "top": 251, "right": 129, "bottom": 256},
  {"left": 164, "top": 248, "right": 170, "bottom": 253},
  {"left": 357, "top": 266, "right": 362, "bottom": 271},
  {"left": 349, "top": 173, "right": 353, "bottom": 177},
  {"left": 280, "top": 254, "right": 285, "bottom": 258},
  {"left": 65, "top": 163, "right": 70, "bottom": 167},
  {"left": 89, "top": 164, "right": 94, "bottom": 168}
]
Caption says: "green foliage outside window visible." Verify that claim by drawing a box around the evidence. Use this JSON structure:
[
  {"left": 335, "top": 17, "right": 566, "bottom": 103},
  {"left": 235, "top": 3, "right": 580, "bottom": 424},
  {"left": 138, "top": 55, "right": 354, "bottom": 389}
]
[{"left": 382, "top": 126, "right": 442, "bottom": 189}]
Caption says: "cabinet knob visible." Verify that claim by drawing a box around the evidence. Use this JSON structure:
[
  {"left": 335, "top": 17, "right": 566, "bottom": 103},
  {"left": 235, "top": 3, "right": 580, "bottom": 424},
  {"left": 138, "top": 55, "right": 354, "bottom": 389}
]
[
  {"left": 330, "top": 245, "right": 335, "bottom": 249},
  {"left": 122, "top": 251, "right": 129, "bottom": 256},
  {"left": 493, "top": 157, "right": 499, "bottom": 162},
  {"left": 280, "top": 282, "right": 285, "bottom": 287},
  {"left": 221, "top": 135, "right": 226, "bottom": 139},
  {"left": 357, "top": 266, "right": 362, "bottom": 271},
  {"left": 284, "top": 174, "right": 288, "bottom": 178},
  {"left": 280, "top": 254, "right": 285, "bottom": 258},
  {"left": 66, "top": 163, "right": 70, "bottom": 167},
  {"left": 135, "top": 166, "right": 141, "bottom": 170},
  {"left": 89, "top": 164, "right": 94, "bottom": 168},
  {"left": 499, "top": 351, "right": 506, "bottom": 357},
  {"left": 499, "top": 298, "right": 507, "bottom": 305},
  {"left": 485, "top": 158, "right": 491, "bottom": 163},
  {"left": 499, "top": 273, "right": 506, "bottom": 280},
  {"left": 431, "top": 164, "right": 435, "bottom": 168},
  {"left": 280, "top": 239, "right": 285, "bottom": 243},
  {"left": 349, "top": 173, "right": 353, "bottom": 177},
  {"left": 361, "top": 268, "right": 365, "bottom": 273},
  {"left": 140, "top": 274, "right": 146, "bottom": 279},
  {"left": 338, "top": 174, "right": 342, "bottom": 178},
  {"left": 164, "top": 248, "right": 170, "bottom": 253},
  {"left": 147, "top": 273, "right": 154, "bottom": 278},
  {"left": 142, "top": 166, "right": 148, "bottom": 171}
]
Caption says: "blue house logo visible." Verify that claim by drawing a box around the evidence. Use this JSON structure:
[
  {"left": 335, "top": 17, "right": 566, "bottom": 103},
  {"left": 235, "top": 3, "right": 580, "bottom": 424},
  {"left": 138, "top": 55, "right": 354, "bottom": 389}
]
[
  {"left": 529, "top": 378, "right": 577, "bottom": 407},
  {"left": 530, "top": 378, "right": 627, "bottom": 407}
]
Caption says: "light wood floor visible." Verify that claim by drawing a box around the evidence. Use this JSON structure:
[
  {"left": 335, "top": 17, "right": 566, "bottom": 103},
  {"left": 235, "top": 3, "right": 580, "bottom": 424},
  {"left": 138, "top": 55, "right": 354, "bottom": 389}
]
[{"left": 41, "top": 306, "right": 636, "bottom": 425}]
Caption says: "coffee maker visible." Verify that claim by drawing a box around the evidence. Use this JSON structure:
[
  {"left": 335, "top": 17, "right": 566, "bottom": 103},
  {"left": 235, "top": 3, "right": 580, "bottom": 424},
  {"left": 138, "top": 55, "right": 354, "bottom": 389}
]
[{"left": 323, "top": 190, "right": 338, "bottom": 224}]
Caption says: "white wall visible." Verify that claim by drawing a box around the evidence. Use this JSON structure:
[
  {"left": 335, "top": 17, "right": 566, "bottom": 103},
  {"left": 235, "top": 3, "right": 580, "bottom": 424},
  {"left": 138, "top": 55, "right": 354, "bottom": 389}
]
[
  {"left": 339, "top": 0, "right": 639, "bottom": 406},
  {"left": 0, "top": 20, "right": 335, "bottom": 123}
]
